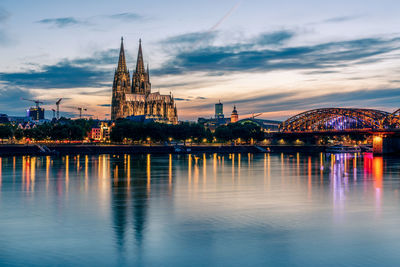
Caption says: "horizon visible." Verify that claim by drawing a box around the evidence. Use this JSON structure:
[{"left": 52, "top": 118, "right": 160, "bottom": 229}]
[{"left": 1, "top": 0, "right": 400, "bottom": 121}]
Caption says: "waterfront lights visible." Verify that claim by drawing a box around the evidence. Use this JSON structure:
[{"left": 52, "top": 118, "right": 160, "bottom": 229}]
[
  {"left": 295, "top": 139, "right": 303, "bottom": 145},
  {"left": 373, "top": 135, "right": 383, "bottom": 154}
]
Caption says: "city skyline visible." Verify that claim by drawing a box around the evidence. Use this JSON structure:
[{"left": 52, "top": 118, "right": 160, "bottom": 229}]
[{"left": 0, "top": 0, "right": 400, "bottom": 120}]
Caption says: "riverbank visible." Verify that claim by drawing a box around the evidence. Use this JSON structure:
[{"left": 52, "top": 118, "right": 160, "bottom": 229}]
[{"left": 0, "top": 144, "right": 328, "bottom": 156}]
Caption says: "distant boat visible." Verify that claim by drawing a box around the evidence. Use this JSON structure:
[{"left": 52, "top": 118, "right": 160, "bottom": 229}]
[{"left": 326, "top": 145, "right": 361, "bottom": 153}]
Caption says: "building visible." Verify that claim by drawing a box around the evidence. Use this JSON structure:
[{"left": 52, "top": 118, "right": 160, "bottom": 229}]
[
  {"left": 17, "top": 121, "right": 37, "bottom": 130},
  {"left": 215, "top": 101, "right": 224, "bottom": 119},
  {"left": 111, "top": 38, "right": 178, "bottom": 124},
  {"left": 198, "top": 100, "right": 231, "bottom": 130},
  {"left": 90, "top": 121, "right": 111, "bottom": 141},
  {"left": 231, "top": 106, "right": 238, "bottom": 123},
  {"left": 91, "top": 128, "right": 101, "bottom": 140},
  {"left": 27, "top": 107, "right": 45, "bottom": 120}
]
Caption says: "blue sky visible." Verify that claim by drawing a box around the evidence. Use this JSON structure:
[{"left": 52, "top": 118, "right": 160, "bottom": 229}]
[{"left": 0, "top": 0, "right": 400, "bottom": 120}]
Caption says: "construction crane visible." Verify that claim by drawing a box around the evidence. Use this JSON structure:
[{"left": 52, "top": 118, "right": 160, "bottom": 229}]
[
  {"left": 51, "top": 109, "right": 56, "bottom": 119},
  {"left": 250, "top": 113, "right": 263, "bottom": 119},
  {"left": 56, "top": 98, "right": 62, "bottom": 120},
  {"left": 65, "top": 106, "right": 87, "bottom": 119},
  {"left": 22, "top": 98, "right": 44, "bottom": 108},
  {"left": 77, "top": 107, "right": 87, "bottom": 119}
]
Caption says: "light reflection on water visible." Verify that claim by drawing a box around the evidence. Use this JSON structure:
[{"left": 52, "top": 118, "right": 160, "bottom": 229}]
[{"left": 0, "top": 153, "right": 400, "bottom": 266}]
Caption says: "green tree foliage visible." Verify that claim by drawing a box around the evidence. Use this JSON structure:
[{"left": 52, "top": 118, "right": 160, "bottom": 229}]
[
  {"left": 0, "top": 118, "right": 267, "bottom": 144},
  {"left": 214, "top": 122, "right": 265, "bottom": 142},
  {"left": 0, "top": 125, "right": 13, "bottom": 141},
  {"left": 110, "top": 120, "right": 264, "bottom": 144},
  {"left": 1, "top": 119, "right": 92, "bottom": 141},
  {"left": 110, "top": 120, "right": 208, "bottom": 144}
]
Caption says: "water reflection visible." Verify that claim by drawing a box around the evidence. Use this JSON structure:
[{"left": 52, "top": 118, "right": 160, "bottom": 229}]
[
  {"left": 111, "top": 155, "right": 150, "bottom": 252},
  {"left": 0, "top": 152, "right": 399, "bottom": 266}
]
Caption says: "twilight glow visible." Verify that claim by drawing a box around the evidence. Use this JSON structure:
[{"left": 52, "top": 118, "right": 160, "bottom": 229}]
[{"left": 0, "top": 0, "right": 400, "bottom": 120}]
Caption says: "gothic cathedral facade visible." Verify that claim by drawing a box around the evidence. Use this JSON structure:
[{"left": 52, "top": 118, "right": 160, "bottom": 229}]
[{"left": 111, "top": 38, "right": 178, "bottom": 123}]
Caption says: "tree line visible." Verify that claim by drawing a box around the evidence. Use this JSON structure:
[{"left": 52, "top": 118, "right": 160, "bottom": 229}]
[
  {"left": 0, "top": 118, "right": 92, "bottom": 141},
  {"left": 110, "top": 120, "right": 265, "bottom": 143},
  {"left": 110, "top": 120, "right": 213, "bottom": 143},
  {"left": 0, "top": 118, "right": 266, "bottom": 144}
]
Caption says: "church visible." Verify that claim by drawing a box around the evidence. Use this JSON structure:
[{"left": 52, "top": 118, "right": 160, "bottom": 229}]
[{"left": 111, "top": 38, "right": 178, "bottom": 124}]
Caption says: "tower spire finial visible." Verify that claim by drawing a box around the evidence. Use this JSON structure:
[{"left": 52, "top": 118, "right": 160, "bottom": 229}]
[
  {"left": 116, "top": 37, "right": 127, "bottom": 73},
  {"left": 136, "top": 38, "right": 145, "bottom": 73}
]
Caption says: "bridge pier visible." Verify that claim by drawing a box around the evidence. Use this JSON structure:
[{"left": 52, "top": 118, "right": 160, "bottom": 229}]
[{"left": 373, "top": 133, "right": 400, "bottom": 154}]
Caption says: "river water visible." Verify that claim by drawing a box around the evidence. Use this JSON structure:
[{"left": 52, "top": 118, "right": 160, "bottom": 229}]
[{"left": 0, "top": 153, "right": 400, "bottom": 266}]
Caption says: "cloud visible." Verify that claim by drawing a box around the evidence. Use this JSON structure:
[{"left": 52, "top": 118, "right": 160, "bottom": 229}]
[
  {"left": 323, "top": 15, "right": 363, "bottom": 24},
  {"left": 174, "top": 96, "right": 207, "bottom": 101},
  {"left": 188, "top": 87, "right": 400, "bottom": 118},
  {"left": 36, "top": 12, "right": 144, "bottom": 29},
  {"left": 0, "top": 7, "right": 10, "bottom": 23},
  {"left": 36, "top": 17, "right": 84, "bottom": 28},
  {"left": 80, "top": 89, "right": 111, "bottom": 96},
  {"left": 161, "top": 30, "right": 294, "bottom": 51},
  {"left": 72, "top": 48, "right": 131, "bottom": 66},
  {"left": 254, "top": 31, "right": 295, "bottom": 46},
  {"left": 304, "top": 70, "right": 338, "bottom": 75},
  {"left": 0, "top": 48, "right": 124, "bottom": 89},
  {"left": 163, "top": 31, "right": 217, "bottom": 46},
  {"left": 153, "top": 32, "right": 400, "bottom": 76},
  {"left": 0, "top": 61, "right": 111, "bottom": 89},
  {"left": 108, "top": 12, "right": 142, "bottom": 21},
  {"left": 0, "top": 85, "right": 36, "bottom": 115}
]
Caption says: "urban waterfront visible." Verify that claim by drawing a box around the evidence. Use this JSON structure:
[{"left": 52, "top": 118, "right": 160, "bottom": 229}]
[{"left": 0, "top": 153, "right": 400, "bottom": 266}]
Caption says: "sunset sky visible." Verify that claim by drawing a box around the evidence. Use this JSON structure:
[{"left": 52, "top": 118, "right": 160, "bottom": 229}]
[{"left": 0, "top": 0, "right": 400, "bottom": 120}]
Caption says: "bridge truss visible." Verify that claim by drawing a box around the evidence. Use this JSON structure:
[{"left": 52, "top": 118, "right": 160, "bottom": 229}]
[{"left": 280, "top": 108, "right": 396, "bottom": 132}]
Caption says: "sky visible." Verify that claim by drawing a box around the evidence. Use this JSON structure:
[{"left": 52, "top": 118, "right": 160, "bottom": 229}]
[{"left": 0, "top": 0, "right": 400, "bottom": 121}]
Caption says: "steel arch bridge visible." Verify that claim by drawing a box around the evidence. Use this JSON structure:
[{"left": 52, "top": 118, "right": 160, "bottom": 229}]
[{"left": 280, "top": 108, "right": 395, "bottom": 132}]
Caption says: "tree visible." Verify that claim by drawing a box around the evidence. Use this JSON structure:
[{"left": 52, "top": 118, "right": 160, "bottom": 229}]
[
  {"left": 0, "top": 125, "right": 12, "bottom": 142},
  {"left": 214, "top": 125, "right": 232, "bottom": 142}
]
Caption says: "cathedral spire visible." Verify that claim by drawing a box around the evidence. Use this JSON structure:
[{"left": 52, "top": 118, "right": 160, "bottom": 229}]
[
  {"left": 136, "top": 39, "right": 145, "bottom": 73},
  {"left": 117, "top": 37, "right": 128, "bottom": 73}
]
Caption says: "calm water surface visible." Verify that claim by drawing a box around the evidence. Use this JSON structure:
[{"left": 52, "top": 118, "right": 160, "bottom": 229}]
[{"left": 1, "top": 153, "right": 400, "bottom": 266}]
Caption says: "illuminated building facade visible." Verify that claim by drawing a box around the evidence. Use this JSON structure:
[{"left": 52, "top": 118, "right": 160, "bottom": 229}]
[
  {"left": 91, "top": 128, "right": 101, "bottom": 140},
  {"left": 27, "top": 107, "right": 45, "bottom": 120},
  {"left": 90, "top": 122, "right": 111, "bottom": 141},
  {"left": 231, "top": 106, "right": 238, "bottom": 123},
  {"left": 111, "top": 38, "right": 178, "bottom": 124}
]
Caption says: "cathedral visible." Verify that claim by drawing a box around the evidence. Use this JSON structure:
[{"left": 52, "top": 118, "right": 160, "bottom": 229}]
[{"left": 111, "top": 38, "right": 178, "bottom": 123}]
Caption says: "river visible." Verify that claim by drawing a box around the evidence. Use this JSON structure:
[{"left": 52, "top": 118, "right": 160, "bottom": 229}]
[{"left": 0, "top": 153, "right": 400, "bottom": 266}]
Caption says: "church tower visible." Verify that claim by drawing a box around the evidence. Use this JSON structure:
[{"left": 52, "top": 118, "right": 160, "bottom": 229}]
[
  {"left": 132, "top": 39, "right": 151, "bottom": 95},
  {"left": 111, "top": 37, "right": 131, "bottom": 120},
  {"left": 231, "top": 105, "right": 239, "bottom": 123}
]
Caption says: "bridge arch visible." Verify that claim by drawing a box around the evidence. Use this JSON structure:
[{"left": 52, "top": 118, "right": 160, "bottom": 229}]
[{"left": 280, "top": 108, "right": 390, "bottom": 132}]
